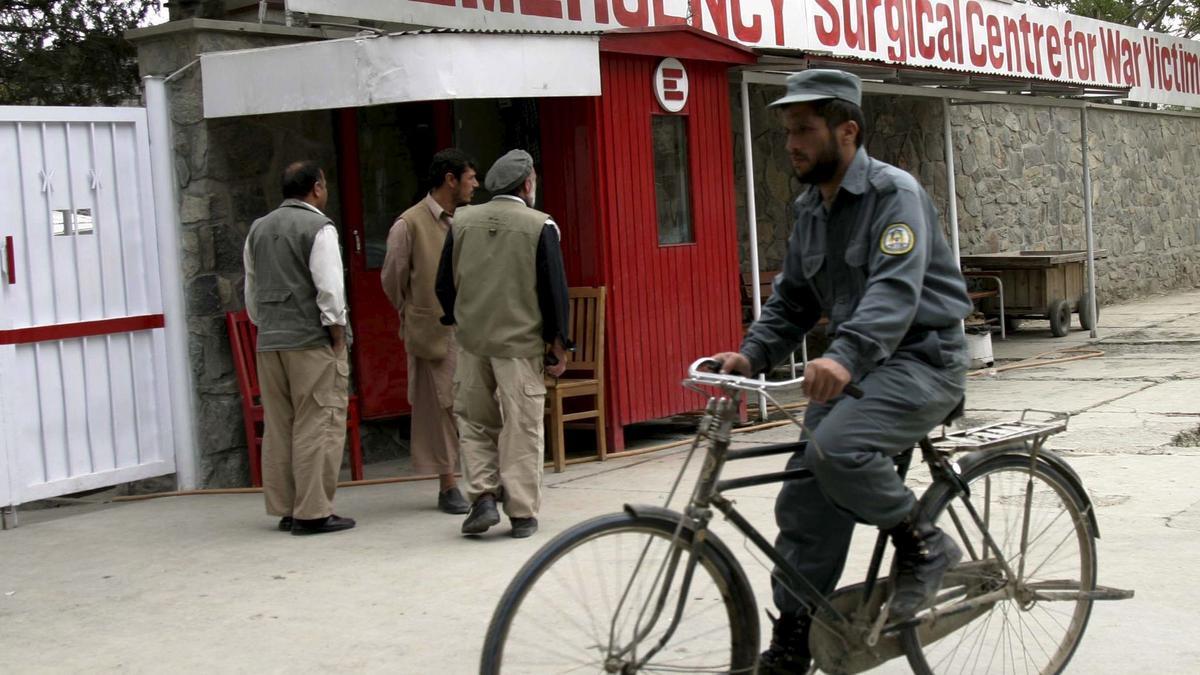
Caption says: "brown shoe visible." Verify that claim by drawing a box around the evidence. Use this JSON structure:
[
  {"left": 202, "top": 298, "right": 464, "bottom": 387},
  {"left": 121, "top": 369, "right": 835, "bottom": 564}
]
[{"left": 291, "top": 514, "right": 356, "bottom": 536}]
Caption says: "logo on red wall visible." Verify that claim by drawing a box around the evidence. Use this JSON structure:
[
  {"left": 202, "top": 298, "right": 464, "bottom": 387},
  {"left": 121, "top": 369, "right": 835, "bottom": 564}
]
[{"left": 654, "top": 58, "right": 689, "bottom": 113}]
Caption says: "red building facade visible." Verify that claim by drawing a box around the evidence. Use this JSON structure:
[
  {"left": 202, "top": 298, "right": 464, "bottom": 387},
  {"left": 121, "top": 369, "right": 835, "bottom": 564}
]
[{"left": 336, "top": 28, "right": 753, "bottom": 452}]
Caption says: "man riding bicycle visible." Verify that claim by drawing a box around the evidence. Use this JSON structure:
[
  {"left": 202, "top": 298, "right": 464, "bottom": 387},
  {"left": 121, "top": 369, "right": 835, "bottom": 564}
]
[{"left": 709, "top": 69, "right": 973, "bottom": 673}]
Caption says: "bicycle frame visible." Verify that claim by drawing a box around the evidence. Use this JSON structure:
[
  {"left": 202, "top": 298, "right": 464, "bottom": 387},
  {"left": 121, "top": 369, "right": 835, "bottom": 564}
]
[{"left": 620, "top": 359, "right": 1099, "bottom": 669}]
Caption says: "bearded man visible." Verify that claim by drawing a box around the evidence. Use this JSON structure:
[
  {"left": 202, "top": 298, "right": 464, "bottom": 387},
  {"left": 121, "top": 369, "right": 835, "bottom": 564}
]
[{"left": 707, "top": 70, "right": 973, "bottom": 673}]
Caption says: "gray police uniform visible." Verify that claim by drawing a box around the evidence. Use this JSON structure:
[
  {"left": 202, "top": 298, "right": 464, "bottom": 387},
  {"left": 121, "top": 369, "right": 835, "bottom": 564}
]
[{"left": 740, "top": 147, "right": 972, "bottom": 615}]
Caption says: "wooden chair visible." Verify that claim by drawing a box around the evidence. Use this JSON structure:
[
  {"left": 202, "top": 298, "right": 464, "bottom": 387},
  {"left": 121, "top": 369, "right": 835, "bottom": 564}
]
[
  {"left": 225, "top": 310, "right": 364, "bottom": 487},
  {"left": 545, "top": 287, "right": 607, "bottom": 473},
  {"left": 739, "top": 270, "right": 824, "bottom": 379}
]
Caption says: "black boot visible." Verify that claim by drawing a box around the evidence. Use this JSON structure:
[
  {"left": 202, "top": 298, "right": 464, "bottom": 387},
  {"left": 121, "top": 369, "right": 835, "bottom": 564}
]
[
  {"left": 758, "top": 611, "right": 812, "bottom": 674},
  {"left": 887, "top": 507, "right": 962, "bottom": 619}
]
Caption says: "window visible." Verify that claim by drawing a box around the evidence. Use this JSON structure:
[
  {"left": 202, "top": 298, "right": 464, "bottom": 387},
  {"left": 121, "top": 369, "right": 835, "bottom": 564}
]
[
  {"left": 52, "top": 208, "right": 94, "bottom": 236},
  {"left": 652, "top": 115, "right": 694, "bottom": 245}
]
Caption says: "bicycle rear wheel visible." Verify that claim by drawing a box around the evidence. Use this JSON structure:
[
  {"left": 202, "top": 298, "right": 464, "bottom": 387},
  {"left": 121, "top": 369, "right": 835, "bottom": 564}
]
[
  {"left": 901, "top": 453, "right": 1097, "bottom": 675},
  {"left": 481, "top": 511, "right": 759, "bottom": 674}
]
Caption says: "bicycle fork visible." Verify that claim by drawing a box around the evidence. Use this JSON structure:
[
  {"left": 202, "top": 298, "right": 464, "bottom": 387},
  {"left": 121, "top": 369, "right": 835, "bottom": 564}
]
[{"left": 609, "top": 397, "right": 735, "bottom": 671}]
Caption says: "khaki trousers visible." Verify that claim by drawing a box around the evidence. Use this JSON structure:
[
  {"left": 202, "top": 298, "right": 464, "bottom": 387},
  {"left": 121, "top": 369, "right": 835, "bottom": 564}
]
[
  {"left": 257, "top": 346, "right": 349, "bottom": 520},
  {"left": 454, "top": 350, "right": 545, "bottom": 519},
  {"left": 407, "top": 346, "right": 459, "bottom": 475}
]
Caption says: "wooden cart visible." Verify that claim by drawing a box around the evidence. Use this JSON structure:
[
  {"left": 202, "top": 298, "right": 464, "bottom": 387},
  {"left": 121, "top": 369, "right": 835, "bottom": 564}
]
[{"left": 960, "top": 250, "right": 1106, "bottom": 337}]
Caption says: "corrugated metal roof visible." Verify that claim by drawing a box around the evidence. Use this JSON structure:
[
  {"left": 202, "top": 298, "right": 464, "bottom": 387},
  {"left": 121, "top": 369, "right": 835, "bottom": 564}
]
[
  {"left": 753, "top": 50, "right": 1130, "bottom": 100},
  {"left": 312, "top": 24, "right": 1130, "bottom": 100},
  {"left": 378, "top": 26, "right": 604, "bottom": 38}
]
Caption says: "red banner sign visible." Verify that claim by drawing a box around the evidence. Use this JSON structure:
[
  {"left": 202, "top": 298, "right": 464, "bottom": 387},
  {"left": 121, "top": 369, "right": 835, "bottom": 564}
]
[{"left": 285, "top": 0, "right": 1200, "bottom": 106}]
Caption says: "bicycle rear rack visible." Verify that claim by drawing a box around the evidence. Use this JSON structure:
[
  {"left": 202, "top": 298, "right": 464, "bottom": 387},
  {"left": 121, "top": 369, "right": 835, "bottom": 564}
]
[{"left": 933, "top": 409, "right": 1069, "bottom": 452}]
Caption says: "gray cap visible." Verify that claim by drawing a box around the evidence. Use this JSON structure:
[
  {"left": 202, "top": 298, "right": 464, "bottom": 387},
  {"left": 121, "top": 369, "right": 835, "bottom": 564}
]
[
  {"left": 769, "top": 69, "right": 862, "bottom": 108},
  {"left": 485, "top": 149, "right": 534, "bottom": 194}
]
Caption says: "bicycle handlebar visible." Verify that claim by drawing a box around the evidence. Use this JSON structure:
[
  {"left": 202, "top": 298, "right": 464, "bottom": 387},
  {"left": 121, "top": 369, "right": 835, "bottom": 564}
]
[{"left": 686, "top": 357, "right": 864, "bottom": 399}]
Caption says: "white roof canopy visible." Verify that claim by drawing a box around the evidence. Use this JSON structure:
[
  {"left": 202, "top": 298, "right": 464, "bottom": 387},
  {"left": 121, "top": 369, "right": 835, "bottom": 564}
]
[{"left": 200, "top": 31, "right": 601, "bottom": 118}]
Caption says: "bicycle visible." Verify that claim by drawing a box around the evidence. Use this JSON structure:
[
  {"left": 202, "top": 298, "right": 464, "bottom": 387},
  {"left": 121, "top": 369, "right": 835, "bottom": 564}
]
[{"left": 481, "top": 358, "right": 1133, "bottom": 674}]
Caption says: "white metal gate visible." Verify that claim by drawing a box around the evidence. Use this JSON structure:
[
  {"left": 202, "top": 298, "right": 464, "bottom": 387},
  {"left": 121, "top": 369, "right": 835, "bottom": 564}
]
[{"left": 0, "top": 106, "right": 178, "bottom": 508}]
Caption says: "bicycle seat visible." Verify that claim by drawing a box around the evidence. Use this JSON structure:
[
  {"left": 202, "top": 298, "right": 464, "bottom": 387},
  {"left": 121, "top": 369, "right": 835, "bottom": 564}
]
[{"left": 943, "top": 397, "right": 966, "bottom": 426}]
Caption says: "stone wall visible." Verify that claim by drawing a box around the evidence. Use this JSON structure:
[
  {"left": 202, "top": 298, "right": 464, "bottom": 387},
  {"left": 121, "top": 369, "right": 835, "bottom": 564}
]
[
  {"left": 133, "top": 23, "right": 346, "bottom": 486},
  {"left": 731, "top": 85, "right": 1200, "bottom": 303}
]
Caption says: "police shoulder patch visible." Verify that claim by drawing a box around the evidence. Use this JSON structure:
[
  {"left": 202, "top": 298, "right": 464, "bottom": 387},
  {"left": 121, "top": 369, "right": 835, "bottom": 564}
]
[{"left": 880, "top": 223, "right": 915, "bottom": 255}]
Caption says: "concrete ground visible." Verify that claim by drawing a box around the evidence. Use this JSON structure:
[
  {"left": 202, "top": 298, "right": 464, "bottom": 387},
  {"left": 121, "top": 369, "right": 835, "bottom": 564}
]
[{"left": 3, "top": 290, "right": 1199, "bottom": 673}]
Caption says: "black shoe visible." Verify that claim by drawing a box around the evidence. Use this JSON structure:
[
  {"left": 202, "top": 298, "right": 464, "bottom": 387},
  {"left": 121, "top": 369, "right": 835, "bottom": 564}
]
[
  {"left": 758, "top": 611, "right": 812, "bottom": 674},
  {"left": 461, "top": 495, "right": 500, "bottom": 535},
  {"left": 290, "top": 514, "right": 356, "bottom": 536},
  {"left": 278, "top": 517, "right": 293, "bottom": 532},
  {"left": 438, "top": 487, "right": 470, "bottom": 515},
  {"left": 887, "top": 508, "right": 963, "bottom": 619},
  {"left": 510, "top": 517, "right": 538, "bottom": 539}
]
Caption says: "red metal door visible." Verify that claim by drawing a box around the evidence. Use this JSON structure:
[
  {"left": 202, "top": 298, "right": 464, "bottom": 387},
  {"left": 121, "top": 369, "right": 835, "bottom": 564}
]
[{"left": 336, "top": 105, "right": 450, "bottom": 420}]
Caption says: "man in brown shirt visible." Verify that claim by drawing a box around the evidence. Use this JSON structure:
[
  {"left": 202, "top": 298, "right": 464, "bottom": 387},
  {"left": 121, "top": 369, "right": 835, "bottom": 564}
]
[{"left": 381, "top": 149, "right": 478, "bottom": 513}]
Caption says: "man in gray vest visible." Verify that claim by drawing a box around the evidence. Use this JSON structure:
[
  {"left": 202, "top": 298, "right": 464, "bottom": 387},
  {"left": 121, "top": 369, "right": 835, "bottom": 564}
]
[
  {"left": 435, "top": 149, "right": 571, "bottom": 539},
  {"left": 708, "top": 70, "right": 972, "bottom": 672},
  {"left": 244, "top": 160, "right": 355, "bottom": 536},
  {"left": 381, "top": 149, "right": 478, "bottom": 514}
]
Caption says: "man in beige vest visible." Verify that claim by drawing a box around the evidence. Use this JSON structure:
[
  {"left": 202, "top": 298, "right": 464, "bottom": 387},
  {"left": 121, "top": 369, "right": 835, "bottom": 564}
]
[
  {"left": 381, "top": 149, "right": 478, "bottom": 514},
  {"left": 244, "top": 161, "right": 355, "bottom": 536},
  {"left": 435, "top": 149, "right": 571, "bottom": 539}
]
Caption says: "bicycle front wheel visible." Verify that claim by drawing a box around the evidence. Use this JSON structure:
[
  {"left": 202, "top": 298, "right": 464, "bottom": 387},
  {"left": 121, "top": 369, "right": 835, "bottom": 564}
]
[
  {"left": 902, "top": 452, "right": 1097, "bottom": 675},
  {"left": 481, "top": 510, "right": 759, "bottom": 674}
]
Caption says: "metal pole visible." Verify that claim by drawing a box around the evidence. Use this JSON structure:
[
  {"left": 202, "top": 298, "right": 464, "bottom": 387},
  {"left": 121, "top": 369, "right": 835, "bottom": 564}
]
[
  {"left": 943, "top": 97, "right": 969, "bottom": 339},
  {"left": 942, "top": 98, "right": 961, "bottom": 262},
  {"left": 740, "top": 74, "right": 767, "bottom": 420},
  {"left": 1081, "top": 105, "right": 1099, "bottom": 339},
  {"left": 144, "top": 76, "right": 199, "bottom": 489}
]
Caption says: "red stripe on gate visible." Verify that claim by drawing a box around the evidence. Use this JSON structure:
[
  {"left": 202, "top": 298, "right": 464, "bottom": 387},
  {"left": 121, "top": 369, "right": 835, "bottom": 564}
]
[
  {"left": 0, "top": 314, "right": 165, "bottom": 345},
  {"left": 662, "top": 68, "right": 684, "bottom": 79}
]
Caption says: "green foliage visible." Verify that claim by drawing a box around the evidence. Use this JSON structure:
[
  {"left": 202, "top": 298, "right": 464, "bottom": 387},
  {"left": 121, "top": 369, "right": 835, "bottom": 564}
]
[
  {"left": 1028, "top": 1, "right": 1200, "bottom": 38},
  {"left": 0, "top": 0, "right": 157, "bottom": 105}
]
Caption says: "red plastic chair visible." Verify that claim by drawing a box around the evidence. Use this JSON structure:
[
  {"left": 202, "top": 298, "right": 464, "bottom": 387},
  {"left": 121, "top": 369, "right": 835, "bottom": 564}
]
[{"left": 226, "top": 310, "right": 364, "bottom": 487}]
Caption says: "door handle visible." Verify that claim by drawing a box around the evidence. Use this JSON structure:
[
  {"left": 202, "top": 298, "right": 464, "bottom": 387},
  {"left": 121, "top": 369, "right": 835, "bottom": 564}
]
[
  {"left": 353, "top": 229, "right": 362, "bottom": 254},
  {"left": 2, "top": 236, "right": 14, "bottom": 285}
]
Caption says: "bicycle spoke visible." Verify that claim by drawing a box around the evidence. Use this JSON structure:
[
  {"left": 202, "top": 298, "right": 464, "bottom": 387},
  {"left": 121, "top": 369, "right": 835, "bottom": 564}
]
[
  {"left": 930, "top": 601, "right": 992, "bottom": 672},
  {"left": 490, "top": 517, "right": 750, "bottom": 674},
  {"left": 1021, "top": 607, "right": 1060, "bottom": 666},
  {"left": 904, "top": 459, "right": 1095, "bottom": 675},
  {"left": 969, "top": 605, "right": 1000, "bottom": 673}
]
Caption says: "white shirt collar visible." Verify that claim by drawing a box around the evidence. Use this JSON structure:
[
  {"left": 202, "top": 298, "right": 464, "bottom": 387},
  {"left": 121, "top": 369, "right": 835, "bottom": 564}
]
[
  {"left": 295, "top": 199, "right": 324, "bottom": 214},
  {"left": 291, "top": 199, "right": 326, "bottom": 217}
]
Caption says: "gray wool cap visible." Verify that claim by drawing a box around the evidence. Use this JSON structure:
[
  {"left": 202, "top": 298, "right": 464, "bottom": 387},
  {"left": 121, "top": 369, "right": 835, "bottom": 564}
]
[
  {"left": 485, "top": 149, "right": 534, "bottom": 194},
  {"left": 769, "top": 69, "right": 862, "bottom": 108}
]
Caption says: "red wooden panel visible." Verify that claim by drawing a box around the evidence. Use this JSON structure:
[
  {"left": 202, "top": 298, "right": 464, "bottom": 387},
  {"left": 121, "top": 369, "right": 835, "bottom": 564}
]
[
  {"left": 540, "top": 97, "right": 601, "bottom": 287},
  {"left": 594, "top": 54, "right": 742, "bottom": 430},
  {"left": 538, "top": 46, "right": 745, "bottom": 449}
]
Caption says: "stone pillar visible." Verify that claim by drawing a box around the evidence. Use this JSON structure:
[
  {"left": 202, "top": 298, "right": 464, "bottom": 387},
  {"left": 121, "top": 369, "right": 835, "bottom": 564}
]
[{"left": 129, "top": 20, "right": 343, "bottom": 486}]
